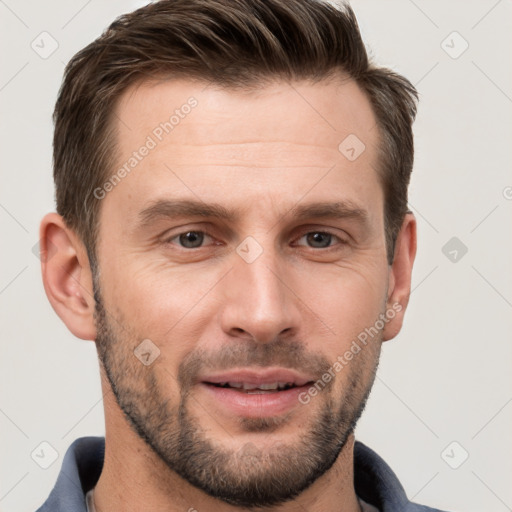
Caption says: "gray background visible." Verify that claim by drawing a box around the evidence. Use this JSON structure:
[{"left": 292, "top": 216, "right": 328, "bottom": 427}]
[{"left": 1, "top": 1, "right": 511, "bottom": 511}]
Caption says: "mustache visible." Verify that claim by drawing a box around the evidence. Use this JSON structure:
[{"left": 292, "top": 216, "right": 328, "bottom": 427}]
[{"left": 177, "top": 338, "right": 333, "bottom": 389}]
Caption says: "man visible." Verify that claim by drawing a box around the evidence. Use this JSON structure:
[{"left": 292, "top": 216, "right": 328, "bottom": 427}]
[{"left": 36, "top": 0, "right": 447, "bottom": 511}]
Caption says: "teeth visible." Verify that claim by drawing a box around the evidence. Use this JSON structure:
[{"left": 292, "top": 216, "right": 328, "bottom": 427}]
[
  {"left": 212, "top": 381, "right": 297, "bottom": 391},
  {"left": 242, "top": 383, "right": 260, "bottom": 390},
  {"left": 258, "top": 383, "right": 279, "bottom": 390}
]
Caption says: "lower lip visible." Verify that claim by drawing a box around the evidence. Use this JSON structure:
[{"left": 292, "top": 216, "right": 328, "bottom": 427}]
[{"left": 199, "top": 383, "right": 312, "bottom": 418}]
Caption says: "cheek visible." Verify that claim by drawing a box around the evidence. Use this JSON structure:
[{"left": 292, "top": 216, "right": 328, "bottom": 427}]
[
  {"left": 103, "top": 257, "right": 224, "bottom": 346},
  {"left": 299, "top": 262, "right": 388, "bottom": 355},
  {"left": 305, "top": 272, "right": 385, "bottom": 401}
]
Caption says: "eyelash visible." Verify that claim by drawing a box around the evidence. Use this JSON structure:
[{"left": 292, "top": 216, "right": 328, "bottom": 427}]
[{"left": 164, "top": 229, "right": 347, "bottom": 250}]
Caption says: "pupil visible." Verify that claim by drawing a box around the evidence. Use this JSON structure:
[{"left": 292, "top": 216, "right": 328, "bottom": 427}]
[
  {"left": 307, "top": 232, "right": 331, "bottom": 248},
  {"left": 180, "top": 231, "right": 204, "bottom": 248}
]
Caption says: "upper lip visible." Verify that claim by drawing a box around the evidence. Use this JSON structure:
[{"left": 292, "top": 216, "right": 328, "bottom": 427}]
[{"left": 201, "top": 367, "right": 315, "bottom": 387}]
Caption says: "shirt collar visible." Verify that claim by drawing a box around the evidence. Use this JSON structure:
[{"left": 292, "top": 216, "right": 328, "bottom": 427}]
[{"left": 35, "top": 436, "right": 436, "bottom": 512}]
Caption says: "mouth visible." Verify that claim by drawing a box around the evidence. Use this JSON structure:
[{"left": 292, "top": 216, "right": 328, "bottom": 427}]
[
  {"left": 199, "top": 368, "right": 316, "bottom": 417},
  {"left": 207, "top": 381, "right": 302, "bottom": 393}
]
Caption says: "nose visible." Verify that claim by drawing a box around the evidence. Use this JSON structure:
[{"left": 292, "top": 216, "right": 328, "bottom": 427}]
[{"left": 219, "top": 248, "right": 302, "bottom": 344}]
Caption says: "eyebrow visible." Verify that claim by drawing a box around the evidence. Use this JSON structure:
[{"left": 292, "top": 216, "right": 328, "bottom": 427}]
[
  {"left": 137, "top": 199, "right": 369, "bottom": 228},
  {"left": 290, "top": 201, "right": 368, "bottom": 224},
  {"left": 138, "top": 199, "right": 236, "bottom": 228}
]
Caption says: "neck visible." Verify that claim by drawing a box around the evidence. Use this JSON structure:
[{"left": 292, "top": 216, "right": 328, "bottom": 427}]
[{"left": 94, "top": 384, "right": 361, "bottom": 512}]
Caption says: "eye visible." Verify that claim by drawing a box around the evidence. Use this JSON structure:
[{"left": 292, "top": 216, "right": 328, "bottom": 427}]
[
  {"left": 295, "top": 231, "right": 341, "bottom": 249},
  {"left": 168, "top": 231, "right": 211, "bottom": 249}
]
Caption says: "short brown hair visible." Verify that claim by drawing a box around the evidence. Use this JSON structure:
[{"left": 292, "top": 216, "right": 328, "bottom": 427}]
[{"left": 53, "top": 0, "right": 417, "bottom": 264}]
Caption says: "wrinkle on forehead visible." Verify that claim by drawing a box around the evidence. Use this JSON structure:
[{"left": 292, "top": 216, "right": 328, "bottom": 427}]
[{"left": 113, "top": 77, "right": 378, "bottom": 160}]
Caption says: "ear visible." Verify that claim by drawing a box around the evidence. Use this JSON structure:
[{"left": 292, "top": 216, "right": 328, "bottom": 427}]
[
  {"left": 39, "top": 213, "right": 97, "bottom": 341},
  {"left": 382, "top": 213, "right": 417, "bottom": 342}
]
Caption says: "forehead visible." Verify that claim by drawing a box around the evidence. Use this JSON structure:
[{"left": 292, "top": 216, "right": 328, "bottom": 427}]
[
  {"left": 105, "top": 77, "right": 381, "bottom": 225},
  {"left": 115, "top": 76, "right": 378, "bottom": 153}
]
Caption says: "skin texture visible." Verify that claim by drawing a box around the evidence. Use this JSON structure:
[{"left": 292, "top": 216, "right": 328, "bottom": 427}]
[{"left": 40, "top": 77, "right": 416, "bottom": 512}]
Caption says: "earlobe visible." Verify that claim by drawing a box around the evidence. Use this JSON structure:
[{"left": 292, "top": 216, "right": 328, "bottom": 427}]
[
  {"left": 382, "top": 214, "right": 417, "bottom": 341},
  {"left": 39, "top": 213, "right": 97, "bottom": 341}
]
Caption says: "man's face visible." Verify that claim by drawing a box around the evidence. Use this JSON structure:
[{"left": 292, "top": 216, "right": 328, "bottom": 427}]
[{"left": 94, "top": 77, "right": 389, "bottom": 506}]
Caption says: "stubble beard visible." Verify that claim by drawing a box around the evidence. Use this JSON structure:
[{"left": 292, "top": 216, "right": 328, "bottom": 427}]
[{"left": 93, "top": 284, "right": 380, "bottom": 508}]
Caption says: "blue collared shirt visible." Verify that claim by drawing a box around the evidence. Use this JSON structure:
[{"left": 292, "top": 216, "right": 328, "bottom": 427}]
[{"left": 35, "top": 436, "right": 449, "bottom": 511}]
